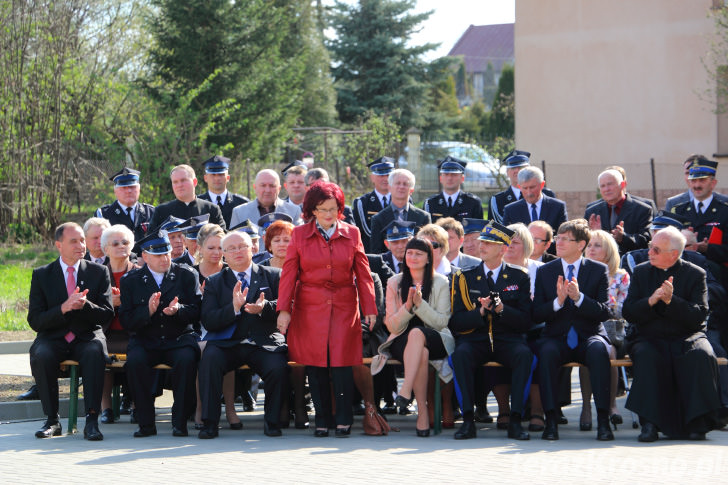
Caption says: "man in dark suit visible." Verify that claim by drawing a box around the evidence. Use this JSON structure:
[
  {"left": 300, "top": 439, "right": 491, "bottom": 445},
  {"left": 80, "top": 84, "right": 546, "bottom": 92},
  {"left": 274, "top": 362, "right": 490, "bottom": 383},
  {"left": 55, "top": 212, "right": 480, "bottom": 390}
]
[
  {"left": 488, "top": 150, "right": 556, "bottom": 224},
  {"left": 424, "top": 157, "right": 483, "bottom": 223},
  {"left": 198, "top": 156, "right": 249, "bottom": 228},
  {"left": 353, "top": 158, "right": 394, "bottom": 253},
  {"left": 120, "top": 231, "right": 202, "bottom": 437},
  {"left": 197, "top": 231, "right": 289, "bottom": 438},
  {"left": 370, "top": 169, "right": 431, "bottom": 254},
  {"left": 623, "top": 226, "right": 725, "bottom": 441},
  {"left": 95, "top": 167, "right": 155, "bottom": 254},
  {"left": 450, "top": 222, "right": 535, "bottom": 441},
  {"left": 28, "top": 222, "right": 113, "bottom": 440},
  {"left": 503, "top": 166, "right": 567, "bottom": 243},
  {"left": 437, "top": 217, "right": 481, "bottom": 270},
  {"left": 528, "top": 220, "right": 557, "bottom": 263},
  {"left": 585, "top": 169, "right": 652, "bottom": 254},
  {"left": 281, "top": 161, "right": 307, "bottom": 208},
  {"left": 83, "top": 217, "right": 111, "bottom": 265},
  {"left": 150, "top": 164, "right": 226, "bottom": 231},
  {"left": 533, "top": 219, "right": 613, "bottom": 441},
  {"left": 665, "top": 155, "right": 728, "bottom": 211}
]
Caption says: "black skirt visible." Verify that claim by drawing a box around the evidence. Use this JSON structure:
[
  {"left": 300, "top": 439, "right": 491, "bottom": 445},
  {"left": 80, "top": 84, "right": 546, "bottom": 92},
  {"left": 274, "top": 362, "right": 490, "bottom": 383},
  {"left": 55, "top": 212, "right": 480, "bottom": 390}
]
[{"left": 388, "top": 323, "right": 447, "bottom": 362}]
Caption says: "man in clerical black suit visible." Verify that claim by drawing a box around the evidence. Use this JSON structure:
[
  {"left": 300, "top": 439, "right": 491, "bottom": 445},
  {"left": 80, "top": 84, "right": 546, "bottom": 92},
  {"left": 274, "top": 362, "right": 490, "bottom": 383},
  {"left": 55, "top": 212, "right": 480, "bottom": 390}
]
[
  {"left": 533, "top": 219, "right": 613, "bottom": 441},
  {"left": 449, "top": 222, "right": 534, "bottom": 441},
  {"left": 585, "top": 169, "right": 652, "bottom": 254},
  {"left": 120, "top": 230, "right": 202, "bottom": 437},
  {"left": 197, "top": 231, "right": 288, "bottom": 438},
  {"left": 96, "top": 167, "right": 155, "bottom": 254},
  {"left": 370, "top": 169, "right": 431, "bottom": 254},
  {"left": 28, "top": 222, "right": 113, "bottom": 440},
  {"left": 353, "top": 157, "right": 394, "bottom": 253},
  {"left": 423, "top": 156, "right": 483, "bottom": 223},
  {"left": 623, "top": 227, "right": 725, "bottom": 442},
  {"left": 149, "top": 164, "right": 226, "bottom": 231},
  {"left": 198, "top": 156, "right": 249, "bottom": 228},
  {"left": 503, "top": 166, "right": 567, "bottom": 247}
]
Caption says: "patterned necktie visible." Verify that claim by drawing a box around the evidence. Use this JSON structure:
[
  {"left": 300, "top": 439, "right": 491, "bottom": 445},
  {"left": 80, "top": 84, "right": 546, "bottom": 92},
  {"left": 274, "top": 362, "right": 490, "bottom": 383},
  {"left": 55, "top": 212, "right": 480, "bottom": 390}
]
[
  {"left": 217, "top": 195, "right": 224, "bottom": 209},
  {"left": 448, "top": 196, "right": 453, "bottom": 208},
  {"left": 126, "top": 206, "right": 133, "bottom": 223},
  {"left": 566, "top": 264, "right": 578, "bottom": 348},
  {"left": 237, "top": 272, "right": 248, "bottom": 291},
  {"left": 531, "top": 204, "right": 538, "bottom": 222},
  {"left": 698, "top": 201, "right": 704, "bottom": 214},
  {"left": 66, "top": 266, "right": 76, "bottom": 296}
]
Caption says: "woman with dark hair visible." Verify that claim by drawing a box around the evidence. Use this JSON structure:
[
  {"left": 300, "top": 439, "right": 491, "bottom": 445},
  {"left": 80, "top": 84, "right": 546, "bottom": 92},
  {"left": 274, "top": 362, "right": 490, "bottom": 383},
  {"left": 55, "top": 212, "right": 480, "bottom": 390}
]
[
  {"left": 260, "top": 220, "right": 295, "bottom": 269},
  {"left": 277, "top": 180, "right": 377, "bottom": 437},
  {"left": 380, "top": 237, "right": 454, "bottom": 436}
]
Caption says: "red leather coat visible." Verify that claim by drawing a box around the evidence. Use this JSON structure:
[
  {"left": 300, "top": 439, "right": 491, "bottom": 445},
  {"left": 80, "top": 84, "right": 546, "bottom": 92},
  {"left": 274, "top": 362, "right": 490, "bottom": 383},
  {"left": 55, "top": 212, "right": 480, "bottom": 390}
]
[{"left": 277, "top": 220, "right": 377, "bottom": 367}]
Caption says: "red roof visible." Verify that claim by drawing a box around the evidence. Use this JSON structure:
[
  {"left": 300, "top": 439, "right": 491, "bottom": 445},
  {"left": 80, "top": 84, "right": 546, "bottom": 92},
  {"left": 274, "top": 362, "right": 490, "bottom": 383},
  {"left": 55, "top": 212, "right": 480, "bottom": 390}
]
[{"left": 448, "top": 23, "right": 514, "bottom": 73}]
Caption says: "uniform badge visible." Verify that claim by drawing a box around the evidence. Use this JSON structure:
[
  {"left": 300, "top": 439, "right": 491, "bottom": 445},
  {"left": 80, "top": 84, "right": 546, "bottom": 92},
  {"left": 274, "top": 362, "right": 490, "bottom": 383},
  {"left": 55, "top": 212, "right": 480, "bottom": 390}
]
[
  {"left": 507, "top": 195, "right": 513, "bottom": 201},
  {"left": 477, "top": 275, "right": 481, "bottom": 280},
  {"left": 115, "top": 208, "right": 120, "bottom": 215},
  {"left": 713, "top": 207, "right": 717, "bottom": 213},
  {"left": 169, "top": 272, "right": 175, "bottom": 281},
  {"left": 142, "top": 275, "right": 148, "bottom": 284},
  {"left": 457, "top": 197, "right": 462, "bottom": 204},
  {"left": 439, "top": 198, "right": 444, "bottom": 205},
  {"left": 503, "top": 273, "right": 508, "bottom": 279},
  {"left": 370, "top": 196, "right": 376, "bottom": 202}
]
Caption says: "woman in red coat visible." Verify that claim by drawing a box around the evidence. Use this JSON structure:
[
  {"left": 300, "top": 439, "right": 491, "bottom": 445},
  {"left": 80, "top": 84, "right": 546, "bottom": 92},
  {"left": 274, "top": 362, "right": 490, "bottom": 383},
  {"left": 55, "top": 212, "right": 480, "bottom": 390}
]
[{"left": 277, "top": 181, "right": 377, "bottom": 437}]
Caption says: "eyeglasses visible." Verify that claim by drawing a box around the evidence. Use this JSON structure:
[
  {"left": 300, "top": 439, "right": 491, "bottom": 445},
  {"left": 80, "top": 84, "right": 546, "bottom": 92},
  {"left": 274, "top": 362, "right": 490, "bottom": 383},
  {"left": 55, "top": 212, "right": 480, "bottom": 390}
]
[
  {"left": 554, "top": 236, "right": 577, "bottom": 243},
  {"left": 532, "top": 238, "right": 549, "bottom": 244},
  {"left": 110, "top": 240, "right": 130, "bottom": 247},
  {"left": 647, "top": 243, "right": 672, "bottom": 255},
  {"left": 224, "top": 244, "right": 251, "bottom": 253},
  {"left": 429, "top": 241, "right": 441, "bottom": 249},
  {"left": 314, "top": 207, "right": 338, "bottom": 214}
]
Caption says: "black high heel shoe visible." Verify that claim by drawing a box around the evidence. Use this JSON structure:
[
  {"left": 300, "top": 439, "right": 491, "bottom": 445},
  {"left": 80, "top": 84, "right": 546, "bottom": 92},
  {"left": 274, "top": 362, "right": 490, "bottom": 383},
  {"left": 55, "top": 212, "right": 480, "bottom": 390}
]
[
  {"left": 416, "top": 427, "right": 430, "bottom": 437},
  {"left": 335, "top": 426, "right": 351, "bottom": 438},
  {"left": 395, "top": 394, "right": 413, "bottom": 409}
]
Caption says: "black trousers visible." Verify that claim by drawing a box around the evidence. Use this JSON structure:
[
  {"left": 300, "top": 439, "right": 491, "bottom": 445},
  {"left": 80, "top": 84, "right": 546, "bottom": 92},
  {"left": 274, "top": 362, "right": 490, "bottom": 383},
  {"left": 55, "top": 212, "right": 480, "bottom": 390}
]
[
  {"left": 537, "top": 336, "right": 610, "bottom": 414},
  {"left": 126, "top": 341, "right": 198, "bottom": 429},
  {"left": 451, "top": 337, "right": 535, "bottom": 418},
  {"left": 307, "top": 366, "right": 354, "bottom": 428},
  {"left": 626, "top": 334, "right": 721, "bottom": 438},
  {"left": 30, "top": 336, "right": 106, "bottom": 418},
  {"left": 199, "top": 343, "right": 289, "bottom": 428}
]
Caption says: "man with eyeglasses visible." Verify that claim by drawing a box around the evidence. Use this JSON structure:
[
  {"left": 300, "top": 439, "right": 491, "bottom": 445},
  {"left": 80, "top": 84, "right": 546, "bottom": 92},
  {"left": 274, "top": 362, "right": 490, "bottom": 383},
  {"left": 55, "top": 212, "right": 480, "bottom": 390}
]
[
  {"left": 533, "top": 219, "right": 613, "bottom": 441},
  {"left": 528, "top": 220, "right": 557, "bottom": 263},
  {"left": 623, "top": 226, "right": 726, "bottom": 442},
  {"left": 95, "top": 167, "right": 155, "bottom": 255},
  {"left": 119, "top": 230, "right": 202, "bottom": 438},
  {"left": 197, "top": 231, "right": 288, "bottom": 438}
]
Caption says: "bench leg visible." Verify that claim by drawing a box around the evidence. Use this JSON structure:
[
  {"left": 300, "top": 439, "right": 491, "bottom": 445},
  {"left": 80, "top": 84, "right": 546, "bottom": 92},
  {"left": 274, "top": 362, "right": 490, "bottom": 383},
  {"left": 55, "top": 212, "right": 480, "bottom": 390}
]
[
  {"left": 68, "top": 364, "right": 79, "bottom": 434},
  {"left": 433, "top": 371, "right": 442, "bottom": 435},
  {"left": 112, "top": 382, "right": 121, "bottom": 421}
]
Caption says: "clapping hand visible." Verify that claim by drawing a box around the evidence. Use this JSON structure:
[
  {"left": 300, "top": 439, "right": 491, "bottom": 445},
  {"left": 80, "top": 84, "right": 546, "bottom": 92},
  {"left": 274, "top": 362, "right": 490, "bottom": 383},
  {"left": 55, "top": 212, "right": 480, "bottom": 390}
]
[
  {"left": 62, "top": 288, "right": 89, "bottom": 313},
  {"left": 244, "top": 291, "right": 266, "bottom": 314},
  {"left": 111, "top": 287, "right": 121, "bottom": 308},
  {"left": 162, "top": 296, "right": 180, "bottom": 315},
  {"left": 649, "top": 276, "right": 673, "bottom": 306}
]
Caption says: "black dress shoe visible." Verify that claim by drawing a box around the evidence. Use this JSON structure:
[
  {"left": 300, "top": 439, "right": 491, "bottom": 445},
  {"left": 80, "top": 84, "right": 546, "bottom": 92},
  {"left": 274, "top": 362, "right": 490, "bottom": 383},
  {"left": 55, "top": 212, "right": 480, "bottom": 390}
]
[
  {"left": 100, "top": 408, "right": 114, "bottom": 424},
  {"left": 133, "top": 425, "right": 157, "bottom": 437},
  {"left": 579, "top": 422, "right": 592, "bottom": 431},
  {"left": 18, "top": 384, "right": 39, "bottom": 401},
  {"left": 416, "top": 427, "right": 430, "bottom": 437},
  {"left": 229, "top": 421, "right": 243, "bottom": 430},
  {"left": 172, "top": 426, "right": 188, "bottom": 437},
  {"left": 557, "top": 410, "right": 568, "bottom": 425},
  {"left": 295, "top": 420, "right": 310, "bottom": 429},
  {"left": 637, "top": 422, "right": 658, "bottom": 443},
  {"left": 120, "top": 396, "right": 132, "bottom": 415},
  {"left": 381, "top": 403, "right": 397, "bottom": 415},
  {"left": 454, "top": 420, "right": 476, "bottom": 440},
  {"left": 35, "top": 420, "right": 61, "bottom": 438},
  {"left": 335, "top": 426, "right": 351, "bottom": 438},
  {"left": 596, "top": 417, "right": 614, "bottom": 441},
  {"left": 507, "top": 420, "right": 530, "bottom": 440},
  {"left": 541, "top": 420, "right": 559, "bottom": 440},
  {"left": 314, "top": 428, "right": 329, "bottom": 437},
  {"left": 84, "top": 420, "right": 104, "bottom": 441},
  {"left": 265, "top": 422, "right": 283, "bottom": 437},
  {"left": 198, "top": 425, "right": 219, "bottom": 439},
  {"left": 474, "top": 406, "right": 494, "bottom": 423}
]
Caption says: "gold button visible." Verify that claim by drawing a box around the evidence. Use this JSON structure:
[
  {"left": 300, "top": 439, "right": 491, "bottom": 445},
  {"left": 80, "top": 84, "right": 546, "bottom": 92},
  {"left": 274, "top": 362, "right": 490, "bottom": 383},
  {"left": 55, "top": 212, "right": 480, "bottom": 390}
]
[{"left": 326, "top": 265, "right": 331, "bottom": 269}]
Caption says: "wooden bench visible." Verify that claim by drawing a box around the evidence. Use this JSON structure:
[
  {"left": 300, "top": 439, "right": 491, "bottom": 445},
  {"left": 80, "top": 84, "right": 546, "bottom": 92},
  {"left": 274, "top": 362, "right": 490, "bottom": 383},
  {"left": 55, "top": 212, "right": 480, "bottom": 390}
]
[{"left": 59, "top": 356, "right": 728, "bottom": 435}]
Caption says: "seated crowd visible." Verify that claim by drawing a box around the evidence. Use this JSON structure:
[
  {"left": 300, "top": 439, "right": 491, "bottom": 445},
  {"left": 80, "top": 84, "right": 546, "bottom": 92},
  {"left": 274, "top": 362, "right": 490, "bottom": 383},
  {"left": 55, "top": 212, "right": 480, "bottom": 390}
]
[{"left": 27, "top": 152, "right": 728, "bottom": 444}]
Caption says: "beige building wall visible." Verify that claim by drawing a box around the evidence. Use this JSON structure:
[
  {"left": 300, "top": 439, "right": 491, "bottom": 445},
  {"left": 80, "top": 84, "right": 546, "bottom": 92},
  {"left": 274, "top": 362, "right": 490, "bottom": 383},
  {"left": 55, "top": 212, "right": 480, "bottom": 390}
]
[{"left": 515, "top": 0, "right": 727, "bottom": 216}]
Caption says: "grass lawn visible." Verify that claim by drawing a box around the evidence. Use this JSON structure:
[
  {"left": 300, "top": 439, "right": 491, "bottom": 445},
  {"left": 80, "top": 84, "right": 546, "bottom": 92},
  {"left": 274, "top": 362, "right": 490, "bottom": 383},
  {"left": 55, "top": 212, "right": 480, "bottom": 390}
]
[{"left": 0, "top": 244, "right": 57, "bottom": 331}]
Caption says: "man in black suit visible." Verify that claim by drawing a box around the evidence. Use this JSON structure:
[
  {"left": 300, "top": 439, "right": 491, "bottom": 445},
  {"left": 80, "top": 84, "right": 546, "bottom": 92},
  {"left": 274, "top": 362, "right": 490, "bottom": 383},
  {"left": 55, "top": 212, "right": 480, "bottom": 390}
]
[
  {"left": 503, "top": 166, "right": 567, "bottom": 243},
  {"left": 353, "top": 157, "right": 394, "bottom": 253},
  {"left": 197, "top": 231, "right": 289, "bottom": 438},
  {"left": 120, "top": 231, "right": 202, "bottom": 437},
  {"left": 424, "top": 157, "right": 483, "bottom": 223},
  {"left": 585, "top": 169, "right": 652, "bottom": 254},
  {"left": 150, "top": 164, "right": 226, "bottom": 231},
  {"left": 450, "top": 222, "right": 535, "bottom": 441},
  {"left": 528, "top": 220, "right": 557, "bottom": 263},
  {"left": 533, "top": 219, "right": 613, "bottom": 441},
  {"left": 623, "top": 226, "right": 725, "bottom": 441},
  {"left": 28, "top": 222, "right": 113, "bottom": 440},
  {"left": 488, "top": 150, "right": 556, "bottom": 224},
  {"left": 198, "top": 156, "right": 249, "bottom": 228},
  {"left": 370, "top": 169, "right": 431, "bottom": 254},
  {"left": 95, "top": 167, "right": 155, "bottom": 254},
  {"left": 281, "top": 161, "right": 307, "bottom": 208}
]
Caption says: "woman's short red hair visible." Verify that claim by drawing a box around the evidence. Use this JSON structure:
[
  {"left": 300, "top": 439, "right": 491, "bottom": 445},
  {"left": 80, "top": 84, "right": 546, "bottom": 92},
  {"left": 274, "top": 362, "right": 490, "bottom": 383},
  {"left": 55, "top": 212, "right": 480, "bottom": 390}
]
[
  {"left": 301, "top": 180, "right": 345, "bottom": 221},
  {"left": 264, "top": 220, "right": 294, "bottom": 252}
]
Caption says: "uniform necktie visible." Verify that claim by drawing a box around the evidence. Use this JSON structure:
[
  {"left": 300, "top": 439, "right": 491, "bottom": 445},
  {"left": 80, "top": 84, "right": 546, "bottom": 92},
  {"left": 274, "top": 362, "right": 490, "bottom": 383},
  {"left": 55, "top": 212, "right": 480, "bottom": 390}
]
[
  {"left": 217, "top": 195, "right": 223, "bottom": 208},
  {"left": 566, "top": 264, "right": 578, "bottom": 349},
  {"left": 126, "top": 206, "right": 134, "bottom": 223},
  {"left": 66, "top": 266, "right": 76, "bottom": 296},
  {"left": 698, "top": 201, "right": 704, "bottom": 214},
  {"left": 487, "top": 270, "right": 496, "bottom": 291},
  {"left": 396, "top": 209, "right": 403, "bottom": 221},
  {"left": 382, "top": 196, "right": 388, "bottom": 208},
  {"left": 448, "top": 196, "right": 453, "bottom": 208},
  {"left": 531, "top": 204, "right": 538, "bottom": 222}
]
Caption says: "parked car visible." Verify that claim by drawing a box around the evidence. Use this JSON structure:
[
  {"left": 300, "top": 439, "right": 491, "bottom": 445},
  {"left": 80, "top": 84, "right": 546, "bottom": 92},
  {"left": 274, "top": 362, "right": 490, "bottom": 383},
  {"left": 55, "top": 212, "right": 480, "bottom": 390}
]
[{"left": 397, "top": 141, "right": 506, "bottom": 194}]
